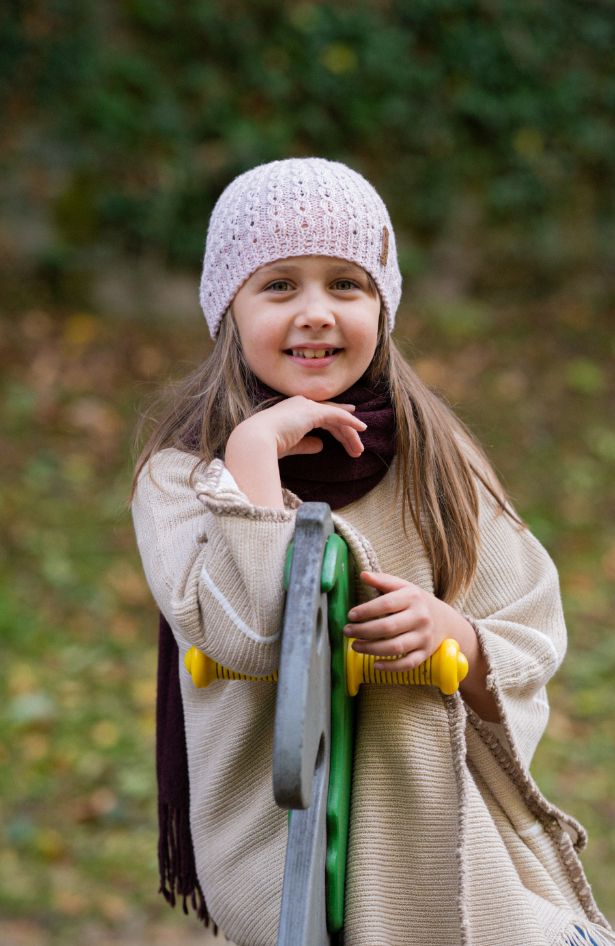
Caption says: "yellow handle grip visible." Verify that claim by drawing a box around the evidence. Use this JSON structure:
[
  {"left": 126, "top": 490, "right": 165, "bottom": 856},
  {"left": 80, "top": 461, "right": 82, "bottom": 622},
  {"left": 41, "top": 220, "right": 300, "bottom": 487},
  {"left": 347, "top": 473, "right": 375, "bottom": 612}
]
[
  {"left": 184, "top": 638, "right": 468, "bottom": 696},
  {"left": 183, "top": 647, "right": 277, "bottom": 687},
  {"left": 345, "top": 637, "right": 469, "bottom": 696}
]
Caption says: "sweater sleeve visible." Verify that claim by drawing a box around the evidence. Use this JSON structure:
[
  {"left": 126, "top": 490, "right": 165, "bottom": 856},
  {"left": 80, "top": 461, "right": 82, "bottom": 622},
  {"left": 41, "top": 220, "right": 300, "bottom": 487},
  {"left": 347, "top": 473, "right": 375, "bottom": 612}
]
[
  {"left": 131, "top": 448, "right": 299, "bottom": 676},
  {"left": 457, "top": 481, "right": 567, "bottom": 767}
]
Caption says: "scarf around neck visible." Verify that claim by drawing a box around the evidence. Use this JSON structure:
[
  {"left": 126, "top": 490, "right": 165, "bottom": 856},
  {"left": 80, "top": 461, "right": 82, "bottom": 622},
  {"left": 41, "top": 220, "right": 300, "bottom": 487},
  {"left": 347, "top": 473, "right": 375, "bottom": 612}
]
[
  {"left": 155, "top": 375, "right": 396, "bottom": 929},
  {"left": 256, "top": 373, "right": 396, "bottom": 509}
]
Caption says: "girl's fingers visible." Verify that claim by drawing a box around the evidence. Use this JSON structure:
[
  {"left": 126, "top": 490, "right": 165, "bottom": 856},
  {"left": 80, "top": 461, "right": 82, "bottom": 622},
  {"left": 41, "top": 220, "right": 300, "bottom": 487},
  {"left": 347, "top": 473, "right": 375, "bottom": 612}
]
[
  {"left": 321, "top": 401, "right": 357, "bottom": 412},
  {"left": 359, "top": 571, "right": 408, "bottom": 592},
  {"left": 272, "top": 399, "right": 365, "bottom": 456},
  {"left": 269, "top": 398, "right": 367, "bottom": 458},
  {"left": 350, "top": 632, "right": 424, "bottom": 658},
  {"left": 285, "top": 399, "right": 366, "bottom": 451},
  {"left": 285, "top": 436, "right": 324, "bottom": 456},
  {"left": 346, "top": 587, "right": 412, "bottom": 625},
  {"left": 334, "top": 426, "right": 364, "bottom": 458},
  {"left": 314, "top": 414, "right": 365, "bottom": 458},
  {"left": 317, "top": 403, "right": 367, "bottom": 432},
  {"left": 345, "top": 614, "right": 423, "bottom": 641},
  {"left": 331, "top": 414, "right": 367, "bottom": 433},
  {"left": 373, "top": 651, "right": 429, "bottom": 672}
]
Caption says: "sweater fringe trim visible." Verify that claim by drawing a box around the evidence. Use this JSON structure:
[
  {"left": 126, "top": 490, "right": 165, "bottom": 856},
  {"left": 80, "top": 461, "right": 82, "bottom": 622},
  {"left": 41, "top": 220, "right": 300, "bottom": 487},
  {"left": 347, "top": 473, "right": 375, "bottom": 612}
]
[
  {"left": 466, "top": 622, "right": 610, "bottom": 928},
  {"left": 466, "top": 702, "right": 609, "bottom": 928},
  {"left": 558, "top": 922, "right": 615, "bottom": 945},
  {"left": 158, "top": 800, "right": 218, "bottom": 934},
  {"left": 444, "top": 693, "right": 471, "bottom": 946}
]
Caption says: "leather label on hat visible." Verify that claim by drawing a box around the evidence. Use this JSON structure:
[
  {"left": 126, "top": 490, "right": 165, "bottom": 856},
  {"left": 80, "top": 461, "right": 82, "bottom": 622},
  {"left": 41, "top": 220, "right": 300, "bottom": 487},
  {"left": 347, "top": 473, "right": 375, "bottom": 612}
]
[{"left": 380, "top": 225, "right": 389, "bottom": 266}]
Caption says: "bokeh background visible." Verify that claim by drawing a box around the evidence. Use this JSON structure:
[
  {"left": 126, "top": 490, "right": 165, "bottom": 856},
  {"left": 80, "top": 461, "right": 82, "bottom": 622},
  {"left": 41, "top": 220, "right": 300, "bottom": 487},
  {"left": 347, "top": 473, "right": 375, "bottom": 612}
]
[{"left": 1, "top": 2, "right": 614, "bottom": 943}]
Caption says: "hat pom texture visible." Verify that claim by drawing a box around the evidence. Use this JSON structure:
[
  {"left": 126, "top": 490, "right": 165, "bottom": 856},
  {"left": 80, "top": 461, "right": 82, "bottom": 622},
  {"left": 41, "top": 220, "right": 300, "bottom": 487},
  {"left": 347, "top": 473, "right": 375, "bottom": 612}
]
[{"left": 199, "top": 157, "right": 402, "bottom": 339}]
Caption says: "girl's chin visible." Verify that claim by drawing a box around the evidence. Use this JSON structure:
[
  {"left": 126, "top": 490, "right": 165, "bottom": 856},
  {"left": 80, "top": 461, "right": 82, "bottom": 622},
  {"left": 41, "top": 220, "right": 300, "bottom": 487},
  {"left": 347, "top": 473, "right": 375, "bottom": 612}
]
[
  {"left": 260, "top": 366, "right": 365, "bottom": 400},
  {"left": 283, "top": 380, "right": 348, "bottom": 401}
]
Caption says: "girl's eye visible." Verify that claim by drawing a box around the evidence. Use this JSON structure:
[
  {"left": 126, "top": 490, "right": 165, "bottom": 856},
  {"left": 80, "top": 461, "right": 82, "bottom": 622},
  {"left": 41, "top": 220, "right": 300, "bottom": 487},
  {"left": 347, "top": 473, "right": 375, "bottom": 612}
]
[
  {"left": 266, "top": 280, "right": 293, "bottom": 292},
  {"left": 333, "top": 279, "right": 359, "bottom": 290}
]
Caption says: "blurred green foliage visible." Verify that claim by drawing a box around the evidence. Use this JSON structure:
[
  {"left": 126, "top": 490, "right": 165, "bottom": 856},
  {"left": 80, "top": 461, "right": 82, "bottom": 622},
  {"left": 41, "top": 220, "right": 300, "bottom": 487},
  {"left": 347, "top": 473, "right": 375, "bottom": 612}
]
[{"left": 1, "top": 0, "right": 614, "bottom": 298}]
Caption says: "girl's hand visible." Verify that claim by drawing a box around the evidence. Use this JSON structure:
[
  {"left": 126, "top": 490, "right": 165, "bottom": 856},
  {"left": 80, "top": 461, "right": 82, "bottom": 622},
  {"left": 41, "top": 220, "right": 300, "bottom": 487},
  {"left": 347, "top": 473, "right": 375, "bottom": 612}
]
[
  {"left": 236, "top": 395, "right": 367, "bottom": 459},
  {"left": 224, "top": 396, "right": 367, "bottom": 507},
  {"left": 343, "top": 571, "right": 450, "bottom": 671},
  {"left": 345, "top": 571, "right": 501, "bottom": 721}
]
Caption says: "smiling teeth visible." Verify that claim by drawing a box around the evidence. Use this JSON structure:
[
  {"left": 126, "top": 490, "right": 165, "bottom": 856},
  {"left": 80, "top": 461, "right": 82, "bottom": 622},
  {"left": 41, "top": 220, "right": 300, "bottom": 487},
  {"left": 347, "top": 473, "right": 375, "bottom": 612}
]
[{"left": 291, "top": 349, "right": 336, "bottom": 359}]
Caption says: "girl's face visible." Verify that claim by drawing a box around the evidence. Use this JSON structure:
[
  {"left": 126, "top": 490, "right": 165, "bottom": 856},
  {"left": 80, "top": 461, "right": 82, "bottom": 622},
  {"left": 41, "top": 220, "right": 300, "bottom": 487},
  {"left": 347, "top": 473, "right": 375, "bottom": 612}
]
[{"left": 231, "top": 255, "right": 381, "bottom": 401}]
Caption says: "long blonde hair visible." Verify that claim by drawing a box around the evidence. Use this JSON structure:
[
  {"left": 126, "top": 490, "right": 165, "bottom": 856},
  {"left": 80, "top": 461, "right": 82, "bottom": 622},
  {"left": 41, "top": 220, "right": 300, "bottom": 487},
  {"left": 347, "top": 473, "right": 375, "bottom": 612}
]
[{"left": 130, "top": 300, "right": 523, "bottom": 603}]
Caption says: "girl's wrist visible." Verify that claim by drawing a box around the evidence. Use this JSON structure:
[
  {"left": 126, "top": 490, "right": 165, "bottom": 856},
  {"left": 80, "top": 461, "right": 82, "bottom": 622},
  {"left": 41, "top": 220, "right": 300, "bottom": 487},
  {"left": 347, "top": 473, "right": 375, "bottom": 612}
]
[
  {"left": 225, "top": 416, "right": 281, "bottom": 466},
  {"left": 431, "top": 598, "right": 499, "bottom": 722},
  {"left": 224, "top": 422, "right": 284, "bottom": 508}
]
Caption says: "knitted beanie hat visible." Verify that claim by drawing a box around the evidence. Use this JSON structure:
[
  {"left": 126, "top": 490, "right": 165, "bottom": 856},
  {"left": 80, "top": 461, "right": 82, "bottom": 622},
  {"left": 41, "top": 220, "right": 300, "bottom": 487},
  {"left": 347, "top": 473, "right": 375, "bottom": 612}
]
[{"left": 199, "top": 157, "right": 402, "bottom": 339}]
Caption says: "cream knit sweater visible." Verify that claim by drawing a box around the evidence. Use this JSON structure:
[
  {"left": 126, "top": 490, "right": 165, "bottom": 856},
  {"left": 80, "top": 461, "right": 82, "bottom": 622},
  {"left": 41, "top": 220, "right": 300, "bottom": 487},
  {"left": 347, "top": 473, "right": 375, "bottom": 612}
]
[{"left": 132, "top": 448, "right": 613, "bottom": 946}]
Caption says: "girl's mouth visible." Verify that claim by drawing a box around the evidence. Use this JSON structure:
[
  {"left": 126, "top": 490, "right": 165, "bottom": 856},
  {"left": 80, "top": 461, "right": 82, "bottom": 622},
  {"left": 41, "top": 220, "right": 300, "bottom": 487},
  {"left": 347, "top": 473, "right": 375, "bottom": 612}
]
[{"left": 284, "top": 348, "right": 342, "bottom": 366}]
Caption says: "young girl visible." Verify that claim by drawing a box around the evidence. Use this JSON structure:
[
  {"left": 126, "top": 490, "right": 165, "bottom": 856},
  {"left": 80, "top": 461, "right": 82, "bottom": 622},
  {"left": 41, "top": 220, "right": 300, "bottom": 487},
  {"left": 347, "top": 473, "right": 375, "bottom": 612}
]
[{"left": 130, "top": 158, "right": 613, "bottom": 946}]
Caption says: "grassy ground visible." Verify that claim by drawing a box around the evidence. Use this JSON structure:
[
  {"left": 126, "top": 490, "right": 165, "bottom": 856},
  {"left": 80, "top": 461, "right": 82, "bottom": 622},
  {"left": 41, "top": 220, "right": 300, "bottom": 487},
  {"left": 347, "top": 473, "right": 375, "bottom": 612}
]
[{"left": 0, "top": 291, "right": 613, "bottom": 944}]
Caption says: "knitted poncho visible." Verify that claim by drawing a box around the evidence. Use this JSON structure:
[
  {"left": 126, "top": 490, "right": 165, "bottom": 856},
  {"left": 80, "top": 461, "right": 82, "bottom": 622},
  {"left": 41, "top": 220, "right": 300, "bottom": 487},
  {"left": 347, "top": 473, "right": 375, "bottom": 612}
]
[{"left": 131, "top": 449, "right": 613, "bottom": 946}]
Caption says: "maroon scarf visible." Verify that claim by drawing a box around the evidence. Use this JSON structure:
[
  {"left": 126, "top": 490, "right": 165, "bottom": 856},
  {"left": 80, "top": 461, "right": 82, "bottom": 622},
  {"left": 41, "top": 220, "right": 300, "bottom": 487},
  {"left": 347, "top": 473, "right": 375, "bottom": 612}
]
[{"left": 155, "top": 375, "right": 395, "bottom": 929}]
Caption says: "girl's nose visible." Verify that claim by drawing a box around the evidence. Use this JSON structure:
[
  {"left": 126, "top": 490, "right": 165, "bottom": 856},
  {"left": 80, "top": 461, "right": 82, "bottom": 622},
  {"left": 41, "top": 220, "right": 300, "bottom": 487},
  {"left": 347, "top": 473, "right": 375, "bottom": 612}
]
[{"left": 294, "top": 294, "right": 336, "bottom": 329}]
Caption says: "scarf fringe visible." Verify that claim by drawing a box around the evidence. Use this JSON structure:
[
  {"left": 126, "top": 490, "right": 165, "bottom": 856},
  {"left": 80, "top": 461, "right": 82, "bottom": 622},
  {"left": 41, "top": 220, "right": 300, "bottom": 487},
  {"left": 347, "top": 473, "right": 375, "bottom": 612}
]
[
  {"left": 158, "top": 800, "right": 218, "bottom": 934},
  {"left": 558, "top": 923, "right": 615, "bottom": 946}
]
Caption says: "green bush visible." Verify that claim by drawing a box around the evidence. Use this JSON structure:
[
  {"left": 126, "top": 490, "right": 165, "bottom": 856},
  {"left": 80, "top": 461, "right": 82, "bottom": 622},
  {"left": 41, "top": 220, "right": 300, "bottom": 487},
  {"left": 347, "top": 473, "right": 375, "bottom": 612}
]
[{"left": 2, "top": 0, "right": 614, "bottom": 286}]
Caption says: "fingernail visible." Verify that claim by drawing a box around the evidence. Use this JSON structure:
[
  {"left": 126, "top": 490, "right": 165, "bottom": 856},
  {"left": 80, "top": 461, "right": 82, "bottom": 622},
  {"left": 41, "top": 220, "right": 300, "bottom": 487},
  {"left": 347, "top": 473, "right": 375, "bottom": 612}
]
[
  {"left": 358, "top": 421, "right": 367, "bottom": 429},
  {"left": 348, "top": 609, "right": 358, "bottom": 619}
]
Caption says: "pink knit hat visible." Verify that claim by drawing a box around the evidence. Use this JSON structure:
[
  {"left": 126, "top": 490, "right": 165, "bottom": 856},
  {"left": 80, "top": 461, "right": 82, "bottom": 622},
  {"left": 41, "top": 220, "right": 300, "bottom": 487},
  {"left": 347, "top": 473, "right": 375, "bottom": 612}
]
[{"left": 199, "top": 157, "right": 402, "bottom": 339}]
